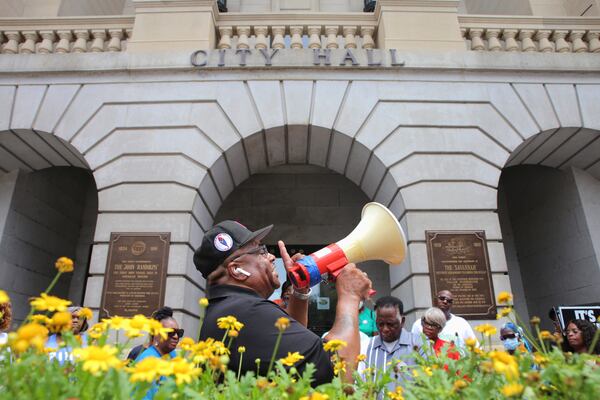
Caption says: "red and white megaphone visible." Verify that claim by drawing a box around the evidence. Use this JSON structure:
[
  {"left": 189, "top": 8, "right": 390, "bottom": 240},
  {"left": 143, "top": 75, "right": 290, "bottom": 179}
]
[{"left": 287, "top": 202, "right": 407, "bottom": 294}]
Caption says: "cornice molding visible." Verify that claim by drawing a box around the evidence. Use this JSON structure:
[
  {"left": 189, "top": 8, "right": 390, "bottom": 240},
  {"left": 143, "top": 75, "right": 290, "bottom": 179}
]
[
  {"left": 0, "top": 16, "right": 134, "bottom": 30},
  {"left": 458, "top": 14, "right": 600, "bottom": 29},
  {"left": 215, "top": 12, "right": 376, "bottom": 27}
]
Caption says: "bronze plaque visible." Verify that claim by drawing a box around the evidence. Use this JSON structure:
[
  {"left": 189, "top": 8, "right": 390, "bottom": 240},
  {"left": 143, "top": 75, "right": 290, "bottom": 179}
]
[
  {"left": 426, "top": 231, "right": 496, "bottom": 319},
  {"left": 100, "top": 233, "right": 170, "bottom": 318}
]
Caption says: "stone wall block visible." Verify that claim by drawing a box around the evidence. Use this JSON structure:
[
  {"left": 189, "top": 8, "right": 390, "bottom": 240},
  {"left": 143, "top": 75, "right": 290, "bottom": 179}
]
[
  {"left": 405, "top": 211, "right": 502, "bottom": 242},
  {"left": 247, "top": 81, "right": 285, "bottom": 130},
  {"left": 287, "top": 125, "right": 309, "bottom": 164},
  {"left": 10, "top": 85, "right": 46, "bottom": 130},
  {"left": 545, "top": 84, "right": 582, "bottom": 127}
]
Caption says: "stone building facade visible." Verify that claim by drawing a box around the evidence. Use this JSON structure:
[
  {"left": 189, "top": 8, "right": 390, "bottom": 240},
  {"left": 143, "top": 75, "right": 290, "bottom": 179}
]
[{"left": 1, "top": 0, "right": 600, "bottom": 337}]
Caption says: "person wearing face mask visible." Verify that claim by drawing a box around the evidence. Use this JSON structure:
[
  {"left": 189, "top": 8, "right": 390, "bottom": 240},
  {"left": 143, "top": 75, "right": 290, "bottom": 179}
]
[{"left": 499, "top": 322, "right": 532, "bottom": 354}]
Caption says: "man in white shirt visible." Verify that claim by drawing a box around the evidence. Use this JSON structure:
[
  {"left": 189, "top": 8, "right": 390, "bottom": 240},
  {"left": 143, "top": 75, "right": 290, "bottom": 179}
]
[{"left": 411, "top": 290, "right": 478, "bottom": 349}]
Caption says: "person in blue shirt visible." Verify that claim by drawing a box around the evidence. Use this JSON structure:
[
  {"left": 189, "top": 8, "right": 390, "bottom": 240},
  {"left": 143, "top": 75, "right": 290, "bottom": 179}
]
[
  {"left": 134, "top": 307, "right": 182, "bottom": 399},
  {"left": 47, "top": 306, "right": 90, "bottom": 365}
]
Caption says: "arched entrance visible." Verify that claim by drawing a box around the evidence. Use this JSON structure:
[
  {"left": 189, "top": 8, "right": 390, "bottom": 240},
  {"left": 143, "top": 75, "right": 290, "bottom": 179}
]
[
  {"left": 498, "top": 127, "right": 600, "bottom": 328},
  {"left": 0, "top": 129, "right": 97, "bottom": 326}
]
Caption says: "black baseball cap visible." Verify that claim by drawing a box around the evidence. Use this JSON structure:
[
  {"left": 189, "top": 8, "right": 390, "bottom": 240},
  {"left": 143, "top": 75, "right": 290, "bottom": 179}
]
[{"left": 193, "top": 220, "right": 273, "bottom": 279}]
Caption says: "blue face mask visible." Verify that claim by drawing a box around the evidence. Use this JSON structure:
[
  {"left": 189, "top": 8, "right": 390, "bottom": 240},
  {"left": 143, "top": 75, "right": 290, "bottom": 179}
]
[{"left": 503, "top": 337, "right": 520, "bottom": 351}]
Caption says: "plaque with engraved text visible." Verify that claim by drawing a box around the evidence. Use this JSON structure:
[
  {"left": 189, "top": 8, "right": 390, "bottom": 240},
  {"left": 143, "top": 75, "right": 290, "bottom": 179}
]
[
  {"left": 426, "top": 231, "right": 496, "bottom": 319},
  {"left": 100, "top": 233, "right": 170, "bottom": 318}
]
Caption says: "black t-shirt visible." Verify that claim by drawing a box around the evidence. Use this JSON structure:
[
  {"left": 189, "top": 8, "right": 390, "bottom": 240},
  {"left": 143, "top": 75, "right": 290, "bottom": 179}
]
[{"left": 200, "top": 284, "right": 334, "bottom": 386}]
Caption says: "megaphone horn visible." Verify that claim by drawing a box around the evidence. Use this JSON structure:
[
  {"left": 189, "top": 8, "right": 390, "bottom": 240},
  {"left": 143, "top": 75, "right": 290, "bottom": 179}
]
[{"left": 287, "top": 202, "right": 407, "bottom": 291}]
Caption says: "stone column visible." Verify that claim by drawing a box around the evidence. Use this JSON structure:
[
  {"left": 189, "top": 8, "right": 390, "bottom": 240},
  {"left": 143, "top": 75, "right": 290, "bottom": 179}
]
[
  {"left": 569, "top": 30, "right": 588, "bottom": 53},
  {"left": 271, "top": 26, "right": 286, "bottom": 49},
  {"left": 20, "top": 31, "right": 38, "bottom": 54},
  {"left": 343, "top": 26, "right": 357, "bottom": 49},
  {"left": 218, "top": 27, "right": 232, "bottom": 49},
  {"left": 290, "top": 26, "right": 304, "bottom": 49},
  {"left": 38, "top": 31, "right": 55, "bottom": 53},
  {"left": 469, "top": 28, "right": 485, "bottom": 51},
  {"left": 253, "top": 26, "right": 268, "bottom": 49},
  {"left": 536, "top": 30, "right": 553, "bottom": 52},
  {"left": 486, "top": 29, "right": 502, "bottom": 52},
  {"left": 587, "top": 31, "right": 600, "bottom": 53},
  {"left": 325, "top": 26, "right": 339, "bottom": 49},
  {"left": 519, "top": 30, "right": 536, "bottom": 52},
  {"left": 1, "top": 31, "right": 20, "bottom": 54},
  {"left": 503, "top": 29, "right": 519, "bottom": 52},
  {"left": 73, "top": 30, "right": 90, "bottom": 53},
  {"left": 236, "top": 26, "right": 251, "bottom": 50},
  {"left": 55, "top": 30, "right": 72, "bottom": 53},
  {"left": 90, "top": 30, "right": 106, "bottom": 52},
  {"left": 553, "top": 30, "right": 570, "bottom": 53},
  {"left": 361, "top": 26, "right": 375, "bottom": 49},
  {"left": 308, "top": 26, "right": 322, "bottom": 49}
]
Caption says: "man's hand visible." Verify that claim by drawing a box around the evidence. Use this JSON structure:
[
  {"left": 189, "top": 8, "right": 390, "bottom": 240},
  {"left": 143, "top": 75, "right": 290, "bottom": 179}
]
[
  {"left": 278, "top": 240, "right": 309, "bottom": 326},
  {"left": 335, "top": 263, "right": 372, "bottom": 302}
]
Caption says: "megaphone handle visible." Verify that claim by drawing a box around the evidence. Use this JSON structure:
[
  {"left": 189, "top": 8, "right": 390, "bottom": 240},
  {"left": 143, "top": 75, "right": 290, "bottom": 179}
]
[{"left": 329, "top": 268, "right": 377, "bottom": 298}]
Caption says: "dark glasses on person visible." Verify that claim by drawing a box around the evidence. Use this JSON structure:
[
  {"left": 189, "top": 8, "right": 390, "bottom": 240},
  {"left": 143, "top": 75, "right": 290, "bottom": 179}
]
[
  {"left": 230, "top": 245, "right": 269, "bottom": 262},
  {"left": 421, "top": 318, "right": 442, "bottom": 330},
  {"left": 500, "top": 333, "right": 516, "bottom": 341},
  {"left": 437, "top": 296, "right": 453, "bottom": 304},
  {"left": 167, "top": 328, "right": 184, "bottom": 338}
]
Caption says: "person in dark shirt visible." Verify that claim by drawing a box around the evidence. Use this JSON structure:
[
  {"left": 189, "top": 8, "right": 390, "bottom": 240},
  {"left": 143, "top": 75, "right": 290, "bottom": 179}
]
[{"left": 194, "top": 220, "right": 372, "bottom": 385}]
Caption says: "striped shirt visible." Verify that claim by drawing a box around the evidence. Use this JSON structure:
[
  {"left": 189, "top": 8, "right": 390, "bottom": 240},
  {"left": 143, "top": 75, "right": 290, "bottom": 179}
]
[{"left": 359, "top": 329, "right": 424, "bottom": 394}]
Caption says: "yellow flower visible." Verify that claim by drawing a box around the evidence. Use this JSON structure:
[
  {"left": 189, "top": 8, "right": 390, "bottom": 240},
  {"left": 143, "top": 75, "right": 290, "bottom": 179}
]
[
  {"left": 333, "top": 359, "right": 346, "bottom": 376},
  {"left": 228, "top": 329, "right": 239, "bottom": 338},
  {"left": 55, "top": 257, "right": 74, "bottom": 273},
  {"left": 30, "top": 293, "right": 71, "bottom": 312},
  {"left": 475, "top": 323, "right": 497, "bottom": 337},
  {"left": 465, "top": 338, "right": 478, "bottom": 349},
  {"left": 496, "top": 307, "right": 513, "bottom": 319},
  {"left": 533, "top": 353, "right": 548, "bottom": 366},
  {"left": 274, "top": 317, "right": 290, "bottom": 332},
  {"left": 323, "top": 339, "right": 347, "bottom": 353},
  {"left": 73, "top": 345, "right": 122, "bottom": 374},
  {"left": 179, "top": 337, "right": 195, "bottom": 351},
  {"left": 356, "top": 354, "right": 366, "bottom": 363},
  {"left": 217, "top": 315, "right": 244, "bottom": 332},
  {"left": 30, "top": 314, "right": 50, "bottom": 325},
  {"left": 104, "top": 316, "right": 128, "bottom": 330},
  {"left": 0, "top": 290, "right": 9, "bottom": 305},
  {"left": 497, "top": 292, "right": 513, "bottom": 304},
  {"left": 125, "top": 314, "right": 153, "bottom": 338},
  {"left": 238, "top": 346, "right": 246, "bottom": 353},
  {"left": 489, "top": 351, "right": 519, "bottom": 380},
  {"left": 388, "top": 386, "right": 404, "bottom": 400},
  {"left": 199, "top": 298, "right": 209, "bottom": 307},
  {"left": 530, "top": 316, "right": 541, "bottom": 326},
  {"left": 280, "top": 351, "right": 305, "bottom": 367},
  {"left": 10, "top": 323, "right": 49, "bottom": 353},
  {"left": 422, "top": 366, "right": 433, "bottom": 377},
  {"left": 170, "top": 357, "right": 201, "bottom": 385},
  {"left": 300, "top": 393, "right": 329, "bottom": 400},
  {"left": 128, "top": 357, "right": 172, "bottom": 383},
  {"left": 47, "top": 311, "right": 72, "bottom": 333},
  {"left": 77, "top": 307, "right": 93, "bottom": 320},
  {"left": 501, "top": 383, "right": 524, "bottom": 397},
  {"left": 539, "top": 330, "right": 554, "bottom": 341},
  {"left": 148, "top": 319, "right": 173, "bottom": 340},
  {"left": 88, "top": 322, "right": 108, "bottom": 340},
  {"left": 453, "top": 379, "right": 468, "bottom": 391}
]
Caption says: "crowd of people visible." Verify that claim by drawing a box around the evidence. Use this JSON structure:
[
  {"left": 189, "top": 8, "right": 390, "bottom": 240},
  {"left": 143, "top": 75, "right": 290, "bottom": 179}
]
[{"left": 1, "top": 218, "right": 598, "bottom": 399}]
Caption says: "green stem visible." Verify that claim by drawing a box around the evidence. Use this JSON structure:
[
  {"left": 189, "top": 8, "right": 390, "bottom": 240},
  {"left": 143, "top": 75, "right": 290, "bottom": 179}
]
[
  {"left": 44, "top": 272, "right": 63, "bottom": 296},
  {"left": 237, "top": 352, "right": 244, "bottom": 380},
  {"left": 267, "top": 331, "right": 283, "bottom": 376},
  {"left": 511, "top": 314, "right": 543, "bottom": 353},
  {"left": 222, "top": 329, "right": 229, "bottom": 343},
  {"left": 197, "top": 314, "right": 205, "bottom": 342},
  {"left": 535, "top": 325, "right": 547, "bottom": 353}
]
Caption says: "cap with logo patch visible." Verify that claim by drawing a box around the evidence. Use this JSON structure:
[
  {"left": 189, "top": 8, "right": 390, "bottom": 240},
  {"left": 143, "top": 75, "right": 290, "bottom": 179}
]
[{"left": 193, "top": 220, "right": 273, "bottom": 279}]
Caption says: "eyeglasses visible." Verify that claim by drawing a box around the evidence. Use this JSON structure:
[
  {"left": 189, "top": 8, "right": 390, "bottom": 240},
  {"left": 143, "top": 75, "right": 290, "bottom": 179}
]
[
  {"left": 421, "top": 318, "right": 442, "bottom": 330},
  {"left": 500, "top": 333, "right": 516, "bottom": 341},
  {"left": 437, "top": 296, "right": 453, "bottom": 304},
  {"left": 167, "top": 328, "right": 184, "bottom": 338},
  {"left": 230, "top": 244, "right": 269, "bottom": 261},
  {"left": 565, "top": 329, "right": 581, "bottom": 335}
]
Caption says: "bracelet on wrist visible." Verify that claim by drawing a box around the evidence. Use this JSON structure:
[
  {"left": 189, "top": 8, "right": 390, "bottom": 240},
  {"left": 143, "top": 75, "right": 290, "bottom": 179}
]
[{"left": 292, "top": 287, "right": 312, "bottom": 300}]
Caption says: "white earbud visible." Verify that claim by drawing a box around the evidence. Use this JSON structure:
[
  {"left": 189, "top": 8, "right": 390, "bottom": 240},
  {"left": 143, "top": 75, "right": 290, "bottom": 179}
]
[{"left": 235, "top": 267, "right": 252, "bottom": 277}]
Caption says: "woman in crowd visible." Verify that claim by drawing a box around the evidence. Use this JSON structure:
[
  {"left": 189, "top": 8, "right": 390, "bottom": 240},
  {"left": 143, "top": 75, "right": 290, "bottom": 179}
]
[
  {"left": 563, "top": 319, "right": 600, "bottom": 355},
  {"left": 0, "top": 300, "right": 12, "bottom": 345},
  {"left": 134, "top": 306, "right": 182, "bottom": 400},
  {"left": 421, "top": 307, "right": 460, "bottom": 360},
  {"left": 47, "top": 306, "right": 90, "bottom": 364},
  {"left": 499, "top": 322, "right": 532, "bottom": 355},
  {"left": 127, "top": 306, "right": 178, "bottom": 362}
]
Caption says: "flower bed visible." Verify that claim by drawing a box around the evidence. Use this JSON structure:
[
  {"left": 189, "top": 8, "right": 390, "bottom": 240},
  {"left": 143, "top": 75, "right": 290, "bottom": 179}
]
[{"left": 0, "top": 260, "right": 599, "bottom": 399}]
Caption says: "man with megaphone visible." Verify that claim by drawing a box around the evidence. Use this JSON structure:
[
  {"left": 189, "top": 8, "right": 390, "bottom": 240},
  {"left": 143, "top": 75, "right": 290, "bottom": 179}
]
[{"left": 194, "top": 220, "right": 372, "bottom": 385}]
